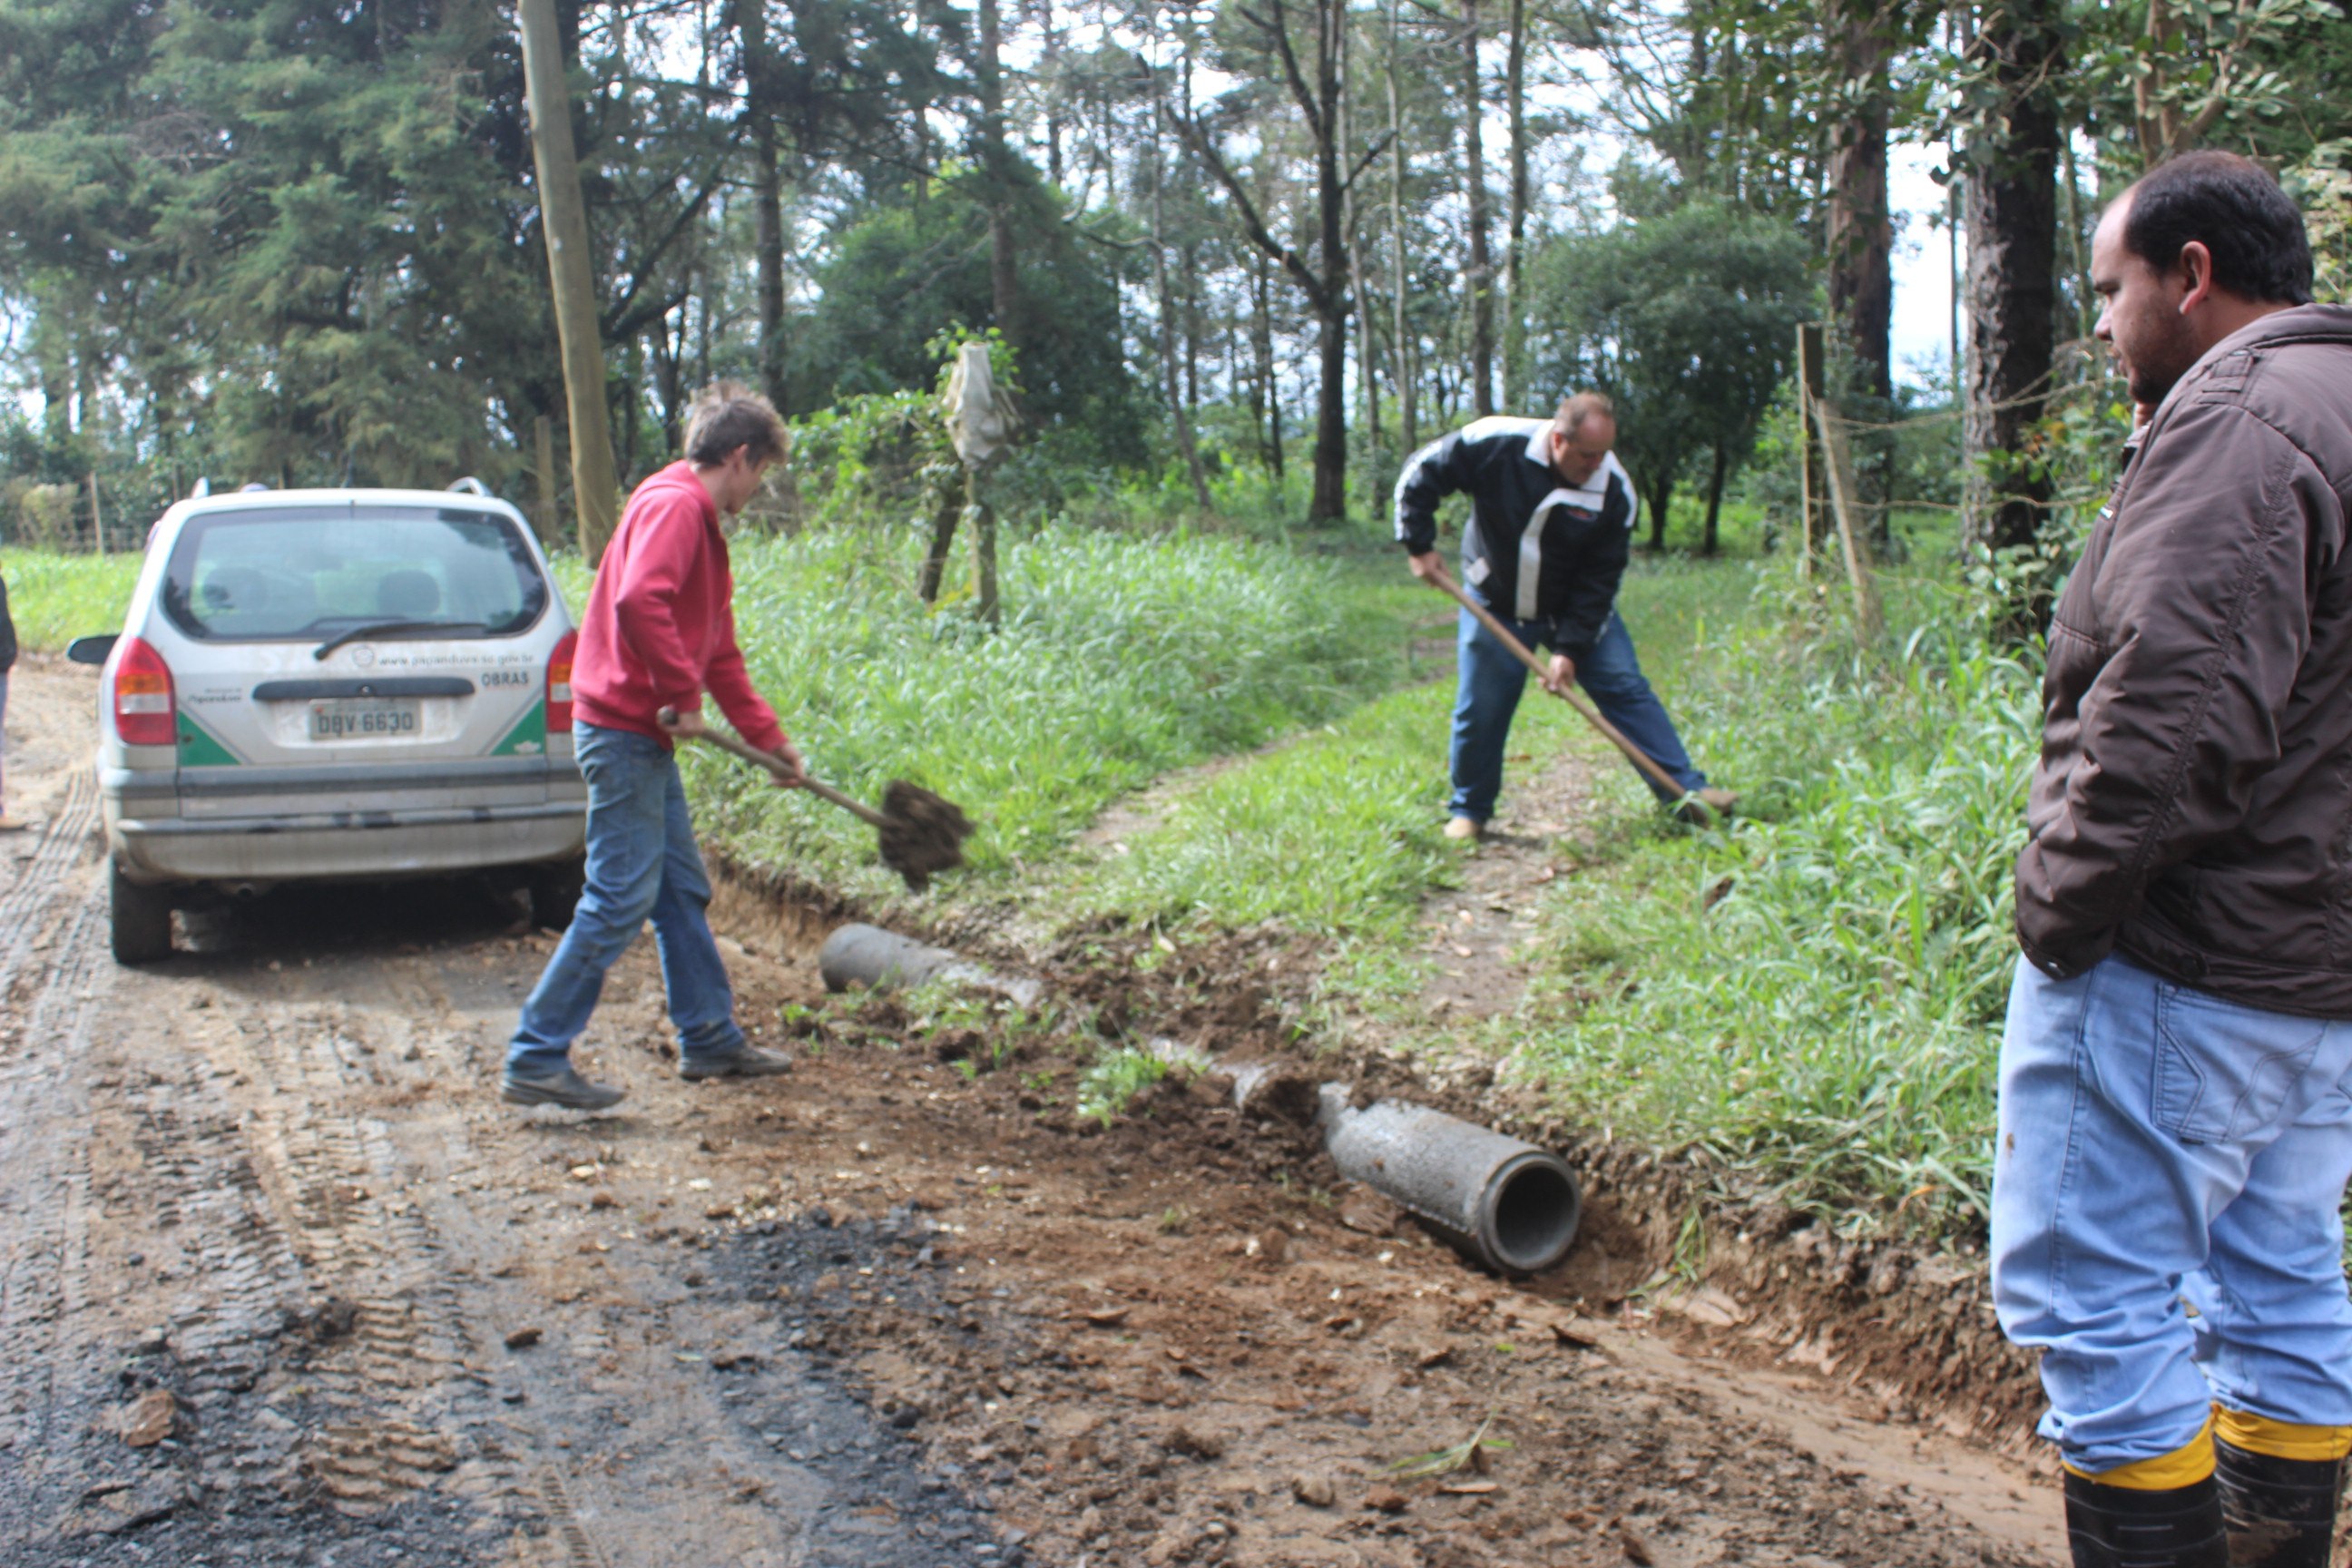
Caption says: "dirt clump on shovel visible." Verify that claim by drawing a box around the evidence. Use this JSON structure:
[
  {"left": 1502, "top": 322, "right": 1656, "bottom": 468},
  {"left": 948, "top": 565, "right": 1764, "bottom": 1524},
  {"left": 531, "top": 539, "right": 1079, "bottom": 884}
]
[{"left": 877, "top": 781, "right": 975, "bottom": 892}]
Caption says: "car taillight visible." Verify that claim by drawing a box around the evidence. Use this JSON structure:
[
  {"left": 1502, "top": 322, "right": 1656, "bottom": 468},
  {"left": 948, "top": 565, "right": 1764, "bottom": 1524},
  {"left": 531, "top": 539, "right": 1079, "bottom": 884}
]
[
  {"left": 545, "top": 631, "right": 577, "bottom": 733},
  {"left": 113, "top": 635, "right": 178, "bottom": 748}
]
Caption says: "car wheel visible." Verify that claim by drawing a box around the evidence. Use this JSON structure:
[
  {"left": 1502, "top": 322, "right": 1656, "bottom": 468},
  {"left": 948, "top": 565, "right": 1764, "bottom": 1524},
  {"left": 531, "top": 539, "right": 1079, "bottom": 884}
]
[
  {"left": 110, "top": 861, "right": 174, "bottom": 965},
  {"left": 528, "top": 857, "right": 585, "bottom": 932}
]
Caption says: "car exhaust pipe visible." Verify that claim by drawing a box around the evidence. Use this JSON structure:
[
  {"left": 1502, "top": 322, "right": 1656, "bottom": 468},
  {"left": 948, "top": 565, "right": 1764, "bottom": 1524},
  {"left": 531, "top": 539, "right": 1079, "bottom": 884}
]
[{"left": 820, "top": 922, "right": 1581, "bottom": 1275}]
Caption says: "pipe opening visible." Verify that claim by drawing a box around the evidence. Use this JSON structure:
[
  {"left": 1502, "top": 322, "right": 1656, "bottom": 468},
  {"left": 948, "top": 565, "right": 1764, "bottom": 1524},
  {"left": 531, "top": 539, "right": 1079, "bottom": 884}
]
[{"left": 1486, "top": 1159, "right": 1583, "bottom": 1274}]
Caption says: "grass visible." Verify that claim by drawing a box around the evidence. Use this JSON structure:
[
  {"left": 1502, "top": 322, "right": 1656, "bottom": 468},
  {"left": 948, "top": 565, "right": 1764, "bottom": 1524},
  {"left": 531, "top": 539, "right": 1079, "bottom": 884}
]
[
  {"left": 676, "top": 520, "right": 1426, "bottom": 900},
  {"left": 1505, "top": 556, "right": 2037, "bottom": 1230},
  {"left": 2, "top": 548, "right": 144, "bottom": 652}
]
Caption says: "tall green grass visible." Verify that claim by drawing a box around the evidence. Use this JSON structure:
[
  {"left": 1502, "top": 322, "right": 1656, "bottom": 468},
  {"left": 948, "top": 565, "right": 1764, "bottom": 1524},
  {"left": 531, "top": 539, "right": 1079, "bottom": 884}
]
[
  {"left": 1, "top": 549, "right": 144, "bottom": 652},
  {"left": 684, "top": 523, "right": 1416, "bottom": 898},
  {"left": 1514, "top": 563, "right": 2037, "bottom": 1227}
]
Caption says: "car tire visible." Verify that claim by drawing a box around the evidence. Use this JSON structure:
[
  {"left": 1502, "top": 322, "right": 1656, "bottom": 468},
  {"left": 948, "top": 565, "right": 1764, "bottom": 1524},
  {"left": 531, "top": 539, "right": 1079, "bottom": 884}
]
[
  {"left": 110, "top": 861, "right": 174, "bottom": 965},
  {"left": 528, "top": 857, "right": 585, "bottom": 932}
]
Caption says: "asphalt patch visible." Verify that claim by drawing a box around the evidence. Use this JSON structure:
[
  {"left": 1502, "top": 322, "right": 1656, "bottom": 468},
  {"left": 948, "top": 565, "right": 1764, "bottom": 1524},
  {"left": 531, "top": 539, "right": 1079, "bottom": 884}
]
[{"left": 703, "top": 1205, "right": 1031, "bottom": 1567}]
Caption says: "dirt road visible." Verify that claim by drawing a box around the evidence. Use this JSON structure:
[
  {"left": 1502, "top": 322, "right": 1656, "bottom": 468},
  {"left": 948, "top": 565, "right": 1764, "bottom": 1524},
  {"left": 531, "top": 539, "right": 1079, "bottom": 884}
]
[{"left": 0, "top": 656, "right": 2062, "bottom": 1566}]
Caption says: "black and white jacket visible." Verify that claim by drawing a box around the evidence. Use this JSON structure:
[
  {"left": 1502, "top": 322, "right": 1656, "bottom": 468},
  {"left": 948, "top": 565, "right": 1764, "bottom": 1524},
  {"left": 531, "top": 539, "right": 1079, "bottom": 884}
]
[{"left": 1392, "top": 416, "right": 1637, "bottom": 665}]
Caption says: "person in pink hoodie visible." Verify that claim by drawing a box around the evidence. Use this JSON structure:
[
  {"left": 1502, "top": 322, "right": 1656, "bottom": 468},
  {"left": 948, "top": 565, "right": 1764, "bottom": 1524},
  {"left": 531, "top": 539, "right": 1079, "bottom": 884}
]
[{"left": 503, "top": 382, "right": 804, "bottom": 1110}]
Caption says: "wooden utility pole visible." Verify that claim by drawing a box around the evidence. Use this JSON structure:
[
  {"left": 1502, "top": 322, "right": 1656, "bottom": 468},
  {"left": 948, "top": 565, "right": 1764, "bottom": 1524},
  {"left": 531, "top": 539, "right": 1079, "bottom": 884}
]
[
  {"left": 533, "top": 415, "right": 560, "bottom": 545},
  {"left": 518, "top": 0, "right": 620, "bottom": 564}
]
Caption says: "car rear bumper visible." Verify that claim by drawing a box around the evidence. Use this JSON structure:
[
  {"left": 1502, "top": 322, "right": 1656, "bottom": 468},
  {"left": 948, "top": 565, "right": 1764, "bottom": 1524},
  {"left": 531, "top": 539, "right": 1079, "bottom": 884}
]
[{"left": 107, "top": 799, "right": 586, "bottom": 884}]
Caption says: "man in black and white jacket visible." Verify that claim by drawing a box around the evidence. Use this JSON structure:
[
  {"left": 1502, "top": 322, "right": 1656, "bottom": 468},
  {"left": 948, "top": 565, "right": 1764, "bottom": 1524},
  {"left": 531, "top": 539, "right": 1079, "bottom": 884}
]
[{"left": 1396, "top": 392, "right": 1731, "bottom": 839}]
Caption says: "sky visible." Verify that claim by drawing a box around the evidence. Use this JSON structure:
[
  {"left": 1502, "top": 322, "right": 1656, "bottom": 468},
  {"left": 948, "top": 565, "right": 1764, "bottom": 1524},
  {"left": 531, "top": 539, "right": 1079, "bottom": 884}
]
[{"left": 1889, "top": 141, "right": 1963, "bottom": 395}]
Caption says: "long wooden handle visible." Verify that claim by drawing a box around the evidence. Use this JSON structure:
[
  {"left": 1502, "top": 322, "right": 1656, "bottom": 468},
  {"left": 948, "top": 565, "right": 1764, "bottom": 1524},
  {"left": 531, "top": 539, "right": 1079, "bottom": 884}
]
[
  {"left": 1427, "top": 570, "right": 1694, "bottom": 806},
  {"left": 663, "top": 712, "right": 890, "bottom": 828}
]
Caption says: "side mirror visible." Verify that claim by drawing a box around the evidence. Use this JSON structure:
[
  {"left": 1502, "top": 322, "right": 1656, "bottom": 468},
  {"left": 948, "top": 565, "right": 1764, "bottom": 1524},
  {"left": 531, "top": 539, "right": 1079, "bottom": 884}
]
[{"left": 66, "top": 633, "right": 118, "bottom": 667}]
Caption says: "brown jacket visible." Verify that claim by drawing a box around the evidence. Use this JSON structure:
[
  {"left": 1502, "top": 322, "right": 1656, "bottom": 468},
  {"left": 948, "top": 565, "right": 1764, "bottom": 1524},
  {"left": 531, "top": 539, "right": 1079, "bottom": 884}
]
[{"left": 2017, "top": 304, "right": 2352, "bottom": 1017}]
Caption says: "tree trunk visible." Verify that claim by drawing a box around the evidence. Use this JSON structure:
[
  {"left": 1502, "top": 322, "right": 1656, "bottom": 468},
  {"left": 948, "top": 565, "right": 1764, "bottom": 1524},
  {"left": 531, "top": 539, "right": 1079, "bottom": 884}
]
[
  {"left": 1308, "top": 0, "right": 1350, "bottom": 524},
  {"left": 1701, "top": 440, "right": 1730, "bottom": 555},
  {"left": 1822, "top": 0, "right": 1894, "bottom": 545},
  {"left": 1166, "top": 0, "right": 1352, "bottom": 521},
  {"left": 1253, "top": 253, "right": 1282, "bottom": 480},
  {"left": 1963, "top": 0, "right": 2062, "bottom": 583},
  {"left": 1387, "top": 0, "right": 1416, "bottom": 449},
  {"left": 1462, "top": 0, "right": 1494, "bottom": 416},
  {"left": 1033, "top": 0, "right": 1063, "bottom": 185},
  {"left": 518, "top": 0, "right": 620, "bottom": 563},
  {"left": 976, "top": 0, "right": 1018, "bottom": 344},
  {"left": 1646, "top": 474, "right": 1673, "bottom": 552},
  {"left": 1501, "top": 0, "right": 1527, "bottom": 409},
  {"left": 1151, "top": 128, "right": 1212, "bottom": 509},
  {"left": 738, "top": 0, "right": 788, "bottom": 413}
]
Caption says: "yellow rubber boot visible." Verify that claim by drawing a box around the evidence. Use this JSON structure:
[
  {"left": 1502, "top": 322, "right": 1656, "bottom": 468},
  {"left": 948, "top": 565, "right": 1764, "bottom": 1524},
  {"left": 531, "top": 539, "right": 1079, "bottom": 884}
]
[
  {"left": 2063, "top": 1422, "right": 2227, "bottom": 1568},
  {"left": 2213, "top": 1410, "right": 2351, "bottom": 1568}
]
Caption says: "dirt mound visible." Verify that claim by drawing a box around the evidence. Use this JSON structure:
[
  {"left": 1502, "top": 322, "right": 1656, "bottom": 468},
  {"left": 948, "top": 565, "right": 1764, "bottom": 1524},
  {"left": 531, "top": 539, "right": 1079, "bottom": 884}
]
[{"left": 878, "top": 780, "right": 975, "bottom": 893}]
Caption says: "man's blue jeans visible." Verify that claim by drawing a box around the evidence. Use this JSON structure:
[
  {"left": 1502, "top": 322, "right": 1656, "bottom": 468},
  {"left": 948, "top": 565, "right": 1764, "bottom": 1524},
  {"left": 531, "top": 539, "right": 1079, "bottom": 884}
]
[
  {"left": 506, "top": 722, "right": 747, "bottom": 1076},
  {"left": 1448, "top": 604, "right": 1707, "bottom": 821},
  {"left": 1991, "top": 954, "right": 2352, "bottom": 1473}
]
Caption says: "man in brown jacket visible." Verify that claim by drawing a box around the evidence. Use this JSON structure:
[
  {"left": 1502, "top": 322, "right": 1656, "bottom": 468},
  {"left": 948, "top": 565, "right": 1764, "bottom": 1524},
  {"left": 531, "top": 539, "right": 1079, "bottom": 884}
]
[{"left": 1990, "top": 152, "right": 2352, "bottom": 1568}]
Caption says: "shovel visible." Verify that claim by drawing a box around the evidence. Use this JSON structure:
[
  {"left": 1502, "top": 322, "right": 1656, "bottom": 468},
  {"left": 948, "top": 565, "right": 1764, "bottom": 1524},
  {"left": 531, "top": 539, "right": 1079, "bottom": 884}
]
[
  {"left": 1425, "top": 568, "right": 1721, "bottom": 827},
  {"left": 659, "top": 710, "right": 975, "bottom": 892}
]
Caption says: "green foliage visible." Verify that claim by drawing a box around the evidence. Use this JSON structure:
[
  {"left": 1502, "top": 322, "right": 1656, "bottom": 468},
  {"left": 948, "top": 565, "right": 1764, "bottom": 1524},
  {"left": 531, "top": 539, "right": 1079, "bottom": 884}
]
[
  {"left": 1076, "top": 1045, "right": 1169, "bottom": 1124},
  {"left": 0, "top": 548, "right": 142, "bottom": 651},
  {"left": 796, "top": 182, "right": 1143, "bottom": 461},
  {"left": 1527, "top": 202, "right": 1815, "bottom": 538}
]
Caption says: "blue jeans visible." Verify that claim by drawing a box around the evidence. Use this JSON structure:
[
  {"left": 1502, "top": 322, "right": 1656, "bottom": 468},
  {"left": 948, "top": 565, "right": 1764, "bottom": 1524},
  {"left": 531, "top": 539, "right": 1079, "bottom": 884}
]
[
  {"left": 1448, "top": 605, "right": 1707, "bottom": 820},
  {"left": 1991, "top": 955, "right": 2352, "bottom": 1472},
  {"left": 505, "top": 723, "right": 746, "bottom": 1076}
]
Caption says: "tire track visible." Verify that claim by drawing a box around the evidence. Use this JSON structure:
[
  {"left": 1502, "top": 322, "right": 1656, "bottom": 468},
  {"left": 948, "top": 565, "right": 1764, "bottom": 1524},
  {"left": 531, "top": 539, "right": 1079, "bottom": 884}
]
[
  {"left": 0, "top": 766, "right": 98, "bottom": 1004},
  {"left": 224, "top": 1004, "right": 495, "bottom": 1520},
  {"left": 0, "top": 882, "right": 110, "bottom": 1550}
]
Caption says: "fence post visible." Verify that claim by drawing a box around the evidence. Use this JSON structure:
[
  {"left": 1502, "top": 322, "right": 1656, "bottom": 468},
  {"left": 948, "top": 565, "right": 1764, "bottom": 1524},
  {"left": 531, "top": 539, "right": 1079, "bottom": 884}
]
[
  {"left": 88, "top": 472, "right": 107, "bottom": 557},
  {"left": 1797, "top": 323, "right": 1825, "bottom": 577}
]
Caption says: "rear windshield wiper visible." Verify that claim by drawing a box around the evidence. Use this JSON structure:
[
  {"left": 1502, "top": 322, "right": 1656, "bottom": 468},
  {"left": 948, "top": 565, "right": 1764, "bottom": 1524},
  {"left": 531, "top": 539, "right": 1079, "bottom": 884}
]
[{"left": 313, "top": 620, "right": 492, "bottom": 660}]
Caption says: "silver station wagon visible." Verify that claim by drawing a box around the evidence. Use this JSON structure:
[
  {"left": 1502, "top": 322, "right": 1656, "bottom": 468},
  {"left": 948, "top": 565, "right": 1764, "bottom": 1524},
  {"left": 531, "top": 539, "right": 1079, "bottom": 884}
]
[{"left": 72, "top": 483, "right": 588, "bottom": 962}]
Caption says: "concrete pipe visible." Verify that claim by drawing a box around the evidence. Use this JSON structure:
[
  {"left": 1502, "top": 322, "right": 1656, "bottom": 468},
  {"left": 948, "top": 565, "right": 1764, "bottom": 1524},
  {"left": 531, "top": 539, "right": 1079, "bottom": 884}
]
[
  {"left": 823, "top": 923, "right": 1581, "bottom": 1273},
  {"left": 1318, "top": 1086, "right": 1582, "bottom": 1276},
  {"left": 817, "top": 923, "right": 1041, "bottom": 1007}
]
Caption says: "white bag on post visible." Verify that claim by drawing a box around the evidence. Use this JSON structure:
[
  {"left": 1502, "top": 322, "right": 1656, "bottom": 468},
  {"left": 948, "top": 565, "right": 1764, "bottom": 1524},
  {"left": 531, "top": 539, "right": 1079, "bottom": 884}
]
[{"left": 944, "top": 342, "right": 1016, "bottom": 468}]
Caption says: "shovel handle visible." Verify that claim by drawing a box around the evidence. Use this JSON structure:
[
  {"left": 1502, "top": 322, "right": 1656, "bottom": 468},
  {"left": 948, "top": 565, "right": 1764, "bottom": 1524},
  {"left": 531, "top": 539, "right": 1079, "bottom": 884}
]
[
  {"left": 659, "top": 710, "right": 890, "bottom": 828},
  {"left": 1425, "top": 569, "right": 1696, "bottom": 808}
]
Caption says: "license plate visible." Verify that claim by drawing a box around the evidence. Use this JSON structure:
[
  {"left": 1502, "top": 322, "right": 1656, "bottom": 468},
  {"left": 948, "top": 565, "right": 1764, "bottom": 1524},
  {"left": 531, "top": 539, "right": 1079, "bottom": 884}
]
[{"left": 309, "top": 700, "right": 421, "bottom": 740}]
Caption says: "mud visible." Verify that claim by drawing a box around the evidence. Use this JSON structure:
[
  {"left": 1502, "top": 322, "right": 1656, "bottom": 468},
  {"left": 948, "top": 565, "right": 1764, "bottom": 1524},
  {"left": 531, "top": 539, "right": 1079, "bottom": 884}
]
[
  {"left": 876, "top": 781, "right": 975, "bottom": 895},
  {"left": 0, "top": 658, "right": 2065, "bottom": 1566}
]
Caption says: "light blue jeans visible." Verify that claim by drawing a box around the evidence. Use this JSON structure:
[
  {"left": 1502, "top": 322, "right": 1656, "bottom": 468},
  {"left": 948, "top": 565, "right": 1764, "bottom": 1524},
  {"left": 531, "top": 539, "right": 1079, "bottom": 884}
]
[
  {"left": 1448, "top": 604, "right": 1708, "bottom": 820},
  {"left": 1991, "top": 954, "right": 2352, "bottom": 1472},
  {"left": 505, "top": 722, "right": 746, "bottom": 1076}
]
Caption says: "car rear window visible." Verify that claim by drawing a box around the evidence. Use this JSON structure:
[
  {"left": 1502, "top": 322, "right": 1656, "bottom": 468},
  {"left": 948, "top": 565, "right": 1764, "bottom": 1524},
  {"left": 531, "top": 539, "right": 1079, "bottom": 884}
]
[{"left": 161, "top": 505, "right": 549, "bottom": 643}]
